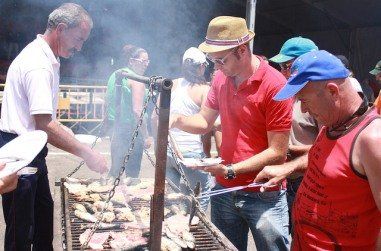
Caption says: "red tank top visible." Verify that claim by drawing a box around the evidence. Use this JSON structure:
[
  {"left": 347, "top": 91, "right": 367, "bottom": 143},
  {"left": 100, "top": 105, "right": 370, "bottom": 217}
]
[{"left": 292, "top": 107, "right": 381, "bottom": 250}]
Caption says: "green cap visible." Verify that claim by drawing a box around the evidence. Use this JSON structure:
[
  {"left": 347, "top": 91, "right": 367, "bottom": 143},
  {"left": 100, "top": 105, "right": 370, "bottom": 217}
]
[
  {"left": 369, "top": 60, "right": 381, "bottom": 75},
  {"left": 269, "top": 36, "right": 318, "bottom": 64}
]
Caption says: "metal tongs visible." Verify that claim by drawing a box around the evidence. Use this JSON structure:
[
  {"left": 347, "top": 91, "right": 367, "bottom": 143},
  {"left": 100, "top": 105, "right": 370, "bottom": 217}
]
[
  {"left": 189, "top": 181, "right": 201, "bottom": 225},
  {"left": 197, "top": 182, "right": 278, "bottom": 200}
]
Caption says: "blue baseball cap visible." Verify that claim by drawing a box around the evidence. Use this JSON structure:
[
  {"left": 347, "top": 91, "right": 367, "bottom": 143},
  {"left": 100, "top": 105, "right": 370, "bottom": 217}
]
[
  {"left": 269, "top": 36, "right": 318, "bottom": 64},
  {"left": 274, "top": 50, "right": 350, "bottom": 101}
]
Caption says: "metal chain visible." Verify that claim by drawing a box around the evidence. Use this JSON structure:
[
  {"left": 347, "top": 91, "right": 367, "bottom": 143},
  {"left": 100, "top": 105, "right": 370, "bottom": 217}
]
[
  {"left": 144, "top": 148, "right": 156, "bottom": 167},
  {"left": 66, "top": 120, "right": 105, "bottom": 178},
  {"left": 143, "top": 134, "right": 208, "bottom": 219},
  {"left": 81, "top": 78, "right": 156, "bottom": 249},
  {"left": 145, "top": 87, "right": 207, "bottom": 218},
  {"left": 167, "top": 144, "right": 208, "bottom": 218}
]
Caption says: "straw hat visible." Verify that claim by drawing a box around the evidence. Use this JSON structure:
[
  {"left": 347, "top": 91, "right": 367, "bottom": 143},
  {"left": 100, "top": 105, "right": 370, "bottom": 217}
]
[{"left": 199, "top": 16, "right": 255, "bottom": 53}]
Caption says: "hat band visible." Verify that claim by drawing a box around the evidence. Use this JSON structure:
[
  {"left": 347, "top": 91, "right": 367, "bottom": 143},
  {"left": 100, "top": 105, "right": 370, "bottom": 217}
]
[{"left": 205, "top": 34, "right": 251, "bottom": 46}]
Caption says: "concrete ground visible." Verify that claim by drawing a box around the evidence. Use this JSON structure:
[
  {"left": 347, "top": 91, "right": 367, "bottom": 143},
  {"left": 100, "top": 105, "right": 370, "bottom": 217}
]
[{"left": 0, "top": 137, "right": 256, "bottom": 250}]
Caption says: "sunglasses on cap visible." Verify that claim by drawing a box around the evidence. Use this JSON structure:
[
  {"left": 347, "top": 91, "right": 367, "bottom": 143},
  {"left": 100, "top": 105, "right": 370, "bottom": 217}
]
[
  {"left": 131, "top": 58, "right": 150, "bottom": 64},
  {"left": 279, "top": 60, "right": 293, "bottom": 71},
  {"left": 206, "top": 48, "right": 237, "bottom": 65}
]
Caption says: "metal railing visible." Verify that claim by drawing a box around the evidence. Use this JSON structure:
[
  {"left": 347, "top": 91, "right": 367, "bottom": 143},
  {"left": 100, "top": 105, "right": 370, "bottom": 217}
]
[
  {"left": 0, "top": 83, "right": 108, "bottom": 133},
  {"left": 57, "top": 84, "right": 107, "bottom": 122}
]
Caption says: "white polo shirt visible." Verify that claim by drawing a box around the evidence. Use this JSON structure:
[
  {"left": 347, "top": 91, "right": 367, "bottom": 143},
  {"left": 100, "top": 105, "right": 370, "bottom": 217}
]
[{"left": 0, "top": 35, "right": 60, "bottom": 135}]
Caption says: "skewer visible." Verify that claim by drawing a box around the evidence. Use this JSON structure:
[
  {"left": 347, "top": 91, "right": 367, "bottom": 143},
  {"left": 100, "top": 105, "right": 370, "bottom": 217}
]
[{"left": 197, "top": 182, "right": 278, "bottom": 199}]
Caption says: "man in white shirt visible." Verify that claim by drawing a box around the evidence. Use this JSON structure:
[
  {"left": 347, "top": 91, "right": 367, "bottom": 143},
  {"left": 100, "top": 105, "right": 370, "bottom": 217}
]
[{"left": 0, "top": 3, "right": 108, "bottom": 250}]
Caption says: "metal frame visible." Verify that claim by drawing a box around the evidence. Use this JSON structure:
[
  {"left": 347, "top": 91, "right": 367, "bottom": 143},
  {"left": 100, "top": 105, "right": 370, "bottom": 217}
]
[{"left": 115, "top": 71, "right": 172, "bottom": 250}]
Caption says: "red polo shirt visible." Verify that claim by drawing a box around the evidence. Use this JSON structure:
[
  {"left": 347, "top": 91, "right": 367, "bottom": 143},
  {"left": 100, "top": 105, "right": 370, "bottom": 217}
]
[{"left": 205, "top": 57, "right": 292, "bottom": 189}]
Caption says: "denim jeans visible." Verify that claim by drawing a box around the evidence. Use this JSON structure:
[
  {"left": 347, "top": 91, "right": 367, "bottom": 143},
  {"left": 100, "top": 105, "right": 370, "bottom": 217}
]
[
  {"left": 211, "top": 184, "right": 290, "bottom": 251},
  {"left": 109, "top": 123, "right": 144, "bottom": 178},
  {"left": 0, "top": 131, "right": 53, "bottom": 251},
  {"left": 166, "top": 152, "right": 212, "bottom": 212},
  {"left": 286, "top": 176, "right": 303, "bottom": 235}
]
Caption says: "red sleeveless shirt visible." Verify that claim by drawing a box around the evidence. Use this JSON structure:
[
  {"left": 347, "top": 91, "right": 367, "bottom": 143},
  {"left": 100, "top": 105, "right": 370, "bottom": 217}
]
[{"left": 292, "top": 107, "right": 381, "bottom": 250}]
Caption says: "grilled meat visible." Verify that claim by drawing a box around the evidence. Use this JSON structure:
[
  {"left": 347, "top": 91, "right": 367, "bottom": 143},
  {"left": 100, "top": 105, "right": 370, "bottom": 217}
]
[
  {"left": 109, "top": 231, "right": 148, "bottom": 249},
  {"left": 82, "top": 202, "right": 96, "bottom": 214},
  {"left": 161, "top": 236, "right": 182, "bottom": 251},
  {"left": 64, "top": 182, "right": 88, "bottom": 196},
  {"left": 79, "top": 229, "right": 109, "bottom": 250},
  {"left": 100, "top": 192, "right": 127, "bottom": 206},
  {"left": 74, "top": 210, "right": 97, "bottom": 223},
  {"left": 92, "top": 201, "right": 114, "bottom": 212},
  {"left": 87, "top": 181, "right": 112, "bottom": 193},
  {"left": 72, "top": 203, "right": 87, "bottom": 213},
  {"left": 89, "top": 193, "right": 102, "bottom": 202},
  {"left": 163, "top": 214, "right": 196, "bottom": 249},
  {"left": 116, "top": 210, "right": 135, "bottom": 222},
  {"left": 95, "top": 211, "right": 115, "bottom": 223},
  {"left": 114, "top": 207, "right": 132, "bottom": 214}
]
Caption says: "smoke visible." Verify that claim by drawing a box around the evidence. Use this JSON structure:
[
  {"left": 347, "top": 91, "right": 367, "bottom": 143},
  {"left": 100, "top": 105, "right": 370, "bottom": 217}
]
[{"left": 1, "top": 0, "right": 244, "bottom": 81}]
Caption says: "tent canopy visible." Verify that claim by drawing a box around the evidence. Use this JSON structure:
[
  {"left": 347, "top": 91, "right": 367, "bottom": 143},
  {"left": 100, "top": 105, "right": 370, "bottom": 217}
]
[{"left": 237, "top": 0, "right": 381, "bottom": 80}]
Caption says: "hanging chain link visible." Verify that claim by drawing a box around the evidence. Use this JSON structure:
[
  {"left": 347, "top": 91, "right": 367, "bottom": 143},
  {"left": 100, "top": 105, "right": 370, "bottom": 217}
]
[
  {"left": 142, "top": 101, "right": 207, "bottom": 219},
  {"left": 143, "top": 148, "right": 156, "bottom": 167},
  {"left": 144, "top": 89, "right": 207, "bottom": 218},
  {"left": 66, "top": 120, "right": 105, "bottom": 178},
  {"left": 168, "top": 143, "right": 208, "bottom": 218},
  {"left": 81, "top": 77, "right": 156, "bottom": 249}
]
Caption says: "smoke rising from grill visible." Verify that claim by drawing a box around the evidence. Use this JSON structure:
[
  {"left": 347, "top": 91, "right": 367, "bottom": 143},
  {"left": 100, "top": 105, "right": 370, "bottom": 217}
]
[{"left": 0, "top": 0, "right": 244, "bottom": 80}]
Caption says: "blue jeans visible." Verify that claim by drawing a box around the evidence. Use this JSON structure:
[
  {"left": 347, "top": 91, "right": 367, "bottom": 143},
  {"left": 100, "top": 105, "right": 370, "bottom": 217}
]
[
  {"left": 286, "top": 176, "right": 303, "bottom": 235},
  {"left": 211, "top": 184, "right": 290, "bottom": 251},
  {"left": 166, "top": 152, "right": 212, "bottom": 212},
  {"left": 109, "top": 123, "right": 144, "bottom": 178},
  {"left": 0, "top": 131, "right": 53, "bottom": 251}
]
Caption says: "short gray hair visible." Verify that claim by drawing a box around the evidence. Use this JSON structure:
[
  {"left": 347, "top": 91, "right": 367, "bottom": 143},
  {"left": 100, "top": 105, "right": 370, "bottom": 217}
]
[{"left": 47, "top": 3, "right": 93, "bottom": 30}]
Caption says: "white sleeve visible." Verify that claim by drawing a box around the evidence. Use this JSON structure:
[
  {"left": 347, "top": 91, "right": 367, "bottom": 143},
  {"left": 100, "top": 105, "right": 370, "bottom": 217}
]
[{"left": 23, "top": 69, "right": 54, "bottom": 115}]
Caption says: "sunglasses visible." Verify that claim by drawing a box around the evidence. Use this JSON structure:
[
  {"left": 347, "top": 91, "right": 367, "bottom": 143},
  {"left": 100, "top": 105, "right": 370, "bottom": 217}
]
[
  {"left": 131, "top": 58, "right": 150, "bottom": 64},
  {"left": 279, "top": 60, "right": 293, "bottom": 71},
  {"left": 207, "top": 48, "right": 237, "bottom": 65}
]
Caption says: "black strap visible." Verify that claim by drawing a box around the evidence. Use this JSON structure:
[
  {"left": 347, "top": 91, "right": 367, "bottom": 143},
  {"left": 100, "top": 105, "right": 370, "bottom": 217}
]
[{"left": 328, "top": 94, "right": 368, "bottom": 133}]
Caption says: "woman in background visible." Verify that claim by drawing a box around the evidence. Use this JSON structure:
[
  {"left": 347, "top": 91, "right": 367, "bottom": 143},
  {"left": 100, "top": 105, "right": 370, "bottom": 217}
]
[
  {"left": 167, "top": 47, "right": 212, "bottom": 211},
  {"left": 106, "top": 44, "right": 153, "bottom": 178}
]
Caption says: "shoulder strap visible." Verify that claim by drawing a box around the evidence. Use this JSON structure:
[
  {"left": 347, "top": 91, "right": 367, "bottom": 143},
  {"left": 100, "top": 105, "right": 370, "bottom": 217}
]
[{"left": 349, "top": 114, "right": 381, "bottom": 179}]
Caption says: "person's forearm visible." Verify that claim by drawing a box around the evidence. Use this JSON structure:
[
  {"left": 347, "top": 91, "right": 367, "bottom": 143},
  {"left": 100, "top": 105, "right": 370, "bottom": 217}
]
[
  {"left": 288, "top": 144, "right": 311, "bottom": 158},
  {"left": 233, "top": 147, "right": 287, "bottom": 175},
  {"left": 175, "top": 114, "right": 212, "bottom": 135},
  {"left": 287, "top": 154, "right": 309, "bottom": 175},
  {"left": 37, "top": 120, "right": 93, "bottom": 160}
]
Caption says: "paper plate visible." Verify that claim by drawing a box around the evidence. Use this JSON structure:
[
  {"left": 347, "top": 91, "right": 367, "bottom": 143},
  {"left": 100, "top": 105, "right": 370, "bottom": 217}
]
[
  {"left": 74, "top": 134, "right": 101, "bottom": 145},
  {"left": 180, "top": 157, "right": 223, "bottom": 168},
  {"left": 0, "top": 130, "right": 48, "bottom": 178}
]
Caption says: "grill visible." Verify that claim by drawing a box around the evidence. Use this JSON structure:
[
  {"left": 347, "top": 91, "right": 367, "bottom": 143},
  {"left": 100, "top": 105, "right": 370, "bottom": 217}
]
[{"left": 59, "top": 178, "right": 237, "bottom": 250}]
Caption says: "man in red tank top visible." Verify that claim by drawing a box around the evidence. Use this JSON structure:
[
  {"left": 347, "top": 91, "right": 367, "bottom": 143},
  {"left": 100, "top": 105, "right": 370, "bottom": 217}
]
[{"left": 273, "top": 50, "right": 381, "bottom": 250}]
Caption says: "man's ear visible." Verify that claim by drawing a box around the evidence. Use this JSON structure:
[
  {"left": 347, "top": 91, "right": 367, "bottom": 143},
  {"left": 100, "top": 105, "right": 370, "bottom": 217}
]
[
  {"left": 326, "top": 81, "right": 340, "bottom": 99},
  {"left": 56, "top": 23, "right": 67, "bottom": 35},
  {"left": 237, "top": 45, "right": 246, "bottom": 55}
]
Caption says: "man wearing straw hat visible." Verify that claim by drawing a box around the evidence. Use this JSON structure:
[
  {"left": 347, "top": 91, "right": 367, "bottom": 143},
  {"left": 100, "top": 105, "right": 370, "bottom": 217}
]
[{"left": 171, "top": 16, "right": 291, "bottom": 250}]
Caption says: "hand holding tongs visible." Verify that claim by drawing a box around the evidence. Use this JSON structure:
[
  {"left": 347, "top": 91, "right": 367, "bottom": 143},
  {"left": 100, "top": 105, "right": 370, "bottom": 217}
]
[{"left": 189, "top": 181, "right": 201, "bottom": 225}]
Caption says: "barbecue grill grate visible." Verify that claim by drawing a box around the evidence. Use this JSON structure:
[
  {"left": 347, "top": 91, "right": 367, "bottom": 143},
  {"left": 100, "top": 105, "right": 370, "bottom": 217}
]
[{"left": 59, "top": 178, "right": 237, "bottom": 250}]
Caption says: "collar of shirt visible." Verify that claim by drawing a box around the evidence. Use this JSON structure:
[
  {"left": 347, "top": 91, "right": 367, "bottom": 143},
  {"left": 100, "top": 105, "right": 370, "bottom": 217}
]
[
  {"left": 229, "top": 56, "right": 266, "bottom": 92},
  {"left": 36, "top": 34, "right": 60, "bottom": 67}
]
